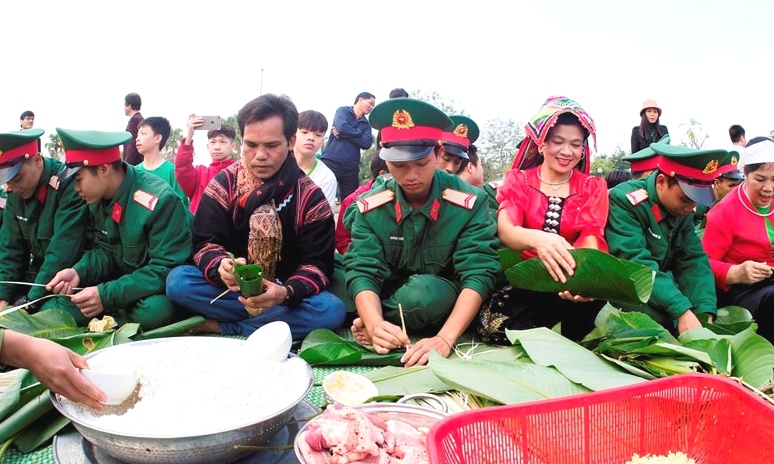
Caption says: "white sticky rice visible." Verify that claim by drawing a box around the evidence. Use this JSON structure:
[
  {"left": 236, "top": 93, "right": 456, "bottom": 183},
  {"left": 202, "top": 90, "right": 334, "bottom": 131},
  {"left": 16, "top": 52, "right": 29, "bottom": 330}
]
[{"left": 59, "top": 338, "right": 310, "bottom": 436}]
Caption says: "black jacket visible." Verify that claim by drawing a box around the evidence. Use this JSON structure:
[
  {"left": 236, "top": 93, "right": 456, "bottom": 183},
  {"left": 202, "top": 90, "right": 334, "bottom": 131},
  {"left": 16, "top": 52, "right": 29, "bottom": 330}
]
[{"left": 631, "top": 124, "right": 669, "bottom": 153}]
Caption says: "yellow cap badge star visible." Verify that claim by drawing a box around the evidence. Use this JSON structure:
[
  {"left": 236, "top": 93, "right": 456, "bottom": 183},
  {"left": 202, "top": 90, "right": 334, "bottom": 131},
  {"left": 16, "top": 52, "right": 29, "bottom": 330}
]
[
  {"left": 391, "top": 110, "right": 415, "bottom": 130},
  {"left": 702, "top": 159, "right": 719, "bottom": 175}
]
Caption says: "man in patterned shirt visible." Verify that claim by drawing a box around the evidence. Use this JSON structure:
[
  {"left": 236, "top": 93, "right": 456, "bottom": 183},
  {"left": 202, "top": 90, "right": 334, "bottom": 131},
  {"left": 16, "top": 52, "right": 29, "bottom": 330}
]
[{"left": 166, "top": 94, "right": 345, "bottom": 339}]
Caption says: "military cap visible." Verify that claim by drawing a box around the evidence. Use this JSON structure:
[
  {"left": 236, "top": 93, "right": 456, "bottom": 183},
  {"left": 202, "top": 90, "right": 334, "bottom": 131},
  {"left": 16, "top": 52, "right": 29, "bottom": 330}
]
[
  {"left": 57, "top": 128, "right": 132, "bottom": 179},
  {"left": 369, "top": 98, "right": 452, "bottom": 162},
  {"left": 717, "top": 150, "right": 743, "bottom": 180},
  {"left": 650, "top": 142, "right": 734, "bottom": 207},
  {"left": 623, "top": 134, "right": 670, "bottom": 173},
  {"left": 0, "top": 128, "right": 45, "bottom": 184},
  {"left": 442, "top": 115, "right": 479, "bottom": 160}
]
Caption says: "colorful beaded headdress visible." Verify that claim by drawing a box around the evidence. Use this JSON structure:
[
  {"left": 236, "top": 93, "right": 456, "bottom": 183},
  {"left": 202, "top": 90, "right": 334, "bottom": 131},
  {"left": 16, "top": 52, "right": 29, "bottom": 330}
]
[{"left": 511, "top": 96, "right": 597, "bottom": 174}]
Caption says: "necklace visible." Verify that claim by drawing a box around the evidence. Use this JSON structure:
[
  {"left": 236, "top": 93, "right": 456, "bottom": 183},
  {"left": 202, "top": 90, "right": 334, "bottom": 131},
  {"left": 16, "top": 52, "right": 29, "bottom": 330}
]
[
  {"left": 536, "top": 168, "right": 573, "bottom": 191},
  {"left": 738, "top": 182, "right": 774, "bottom": 217}
]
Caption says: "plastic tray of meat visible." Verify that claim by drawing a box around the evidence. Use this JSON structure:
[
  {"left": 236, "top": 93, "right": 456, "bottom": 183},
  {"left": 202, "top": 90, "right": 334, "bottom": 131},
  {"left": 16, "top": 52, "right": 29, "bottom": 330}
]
[{"left": 295, "top": 402, "right": 448, "bottom": 463}]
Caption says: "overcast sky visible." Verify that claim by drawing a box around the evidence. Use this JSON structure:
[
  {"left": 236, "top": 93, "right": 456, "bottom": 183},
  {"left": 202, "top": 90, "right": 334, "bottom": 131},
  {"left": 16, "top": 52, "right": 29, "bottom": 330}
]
[{"left": 2, "top": 0, "right": 772, "bottom": 164}]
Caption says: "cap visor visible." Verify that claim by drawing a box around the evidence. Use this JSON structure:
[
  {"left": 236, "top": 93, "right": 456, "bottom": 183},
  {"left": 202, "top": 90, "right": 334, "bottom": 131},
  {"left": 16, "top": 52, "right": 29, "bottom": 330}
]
[
  {"left": 379, "top": 145, "right": 435, "bottom": 162},
  {"left": 443, "top": 144, "right": 469, "bottom": 160},
  {"left": 719, "top": 171, "right": 744, "bottom": 180},
  {"left": 0, "top": 164, "right": 23, "bottom": 185},
  {"left": 59, "top": 166, "right": 82, "bottom": 180},
  {"left": 677, "top": 181, "right": 715, "bottom": 207}
]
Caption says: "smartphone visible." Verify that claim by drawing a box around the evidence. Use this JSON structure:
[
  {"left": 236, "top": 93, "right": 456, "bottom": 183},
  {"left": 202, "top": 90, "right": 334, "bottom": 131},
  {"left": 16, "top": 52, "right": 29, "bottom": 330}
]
[{"left": 196, "top": 116, "right": 221, "bottom": 131}]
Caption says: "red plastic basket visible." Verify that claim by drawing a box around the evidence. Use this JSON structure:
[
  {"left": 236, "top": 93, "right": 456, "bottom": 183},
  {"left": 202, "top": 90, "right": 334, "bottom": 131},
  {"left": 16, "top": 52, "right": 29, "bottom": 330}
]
[{"left": 427, "top": 374, "right": 774, "bottom": 464}]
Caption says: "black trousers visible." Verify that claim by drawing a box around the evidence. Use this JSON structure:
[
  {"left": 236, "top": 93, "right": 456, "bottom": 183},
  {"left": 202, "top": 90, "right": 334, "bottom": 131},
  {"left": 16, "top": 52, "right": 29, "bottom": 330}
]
[
  {"left": 719, "top": 279, "right": 774, "bottom": 343},
  {"left": 321, "top": 158, "right": 360, "bottom": 201}
]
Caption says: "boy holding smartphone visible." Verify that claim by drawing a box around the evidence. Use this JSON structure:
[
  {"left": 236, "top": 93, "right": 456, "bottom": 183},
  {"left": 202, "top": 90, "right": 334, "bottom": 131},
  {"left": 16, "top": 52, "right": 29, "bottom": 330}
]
[{"left": 175, "top": 114, "right": 236, "bottom": 213}]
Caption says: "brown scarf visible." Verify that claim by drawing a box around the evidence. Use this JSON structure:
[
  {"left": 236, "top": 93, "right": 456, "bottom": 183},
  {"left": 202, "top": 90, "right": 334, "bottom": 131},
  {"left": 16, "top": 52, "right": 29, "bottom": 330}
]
[{"left": 236, "top": 154, "right": 302, "bottom": 281}]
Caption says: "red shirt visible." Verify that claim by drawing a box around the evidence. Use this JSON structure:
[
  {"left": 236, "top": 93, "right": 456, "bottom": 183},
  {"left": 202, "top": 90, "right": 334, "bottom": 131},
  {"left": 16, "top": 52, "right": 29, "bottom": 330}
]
[
  {"left": 174, "top": 143, "right": 235, "bottom": 214},
  {"left": 702, "top": 184, "right": 774, "bottom": 290},
  {"left": 497, "top": 166, "right": 609, "bottom": 259},
  {"left": 335, "top": 179, "right": 375, "bottom": 254}
]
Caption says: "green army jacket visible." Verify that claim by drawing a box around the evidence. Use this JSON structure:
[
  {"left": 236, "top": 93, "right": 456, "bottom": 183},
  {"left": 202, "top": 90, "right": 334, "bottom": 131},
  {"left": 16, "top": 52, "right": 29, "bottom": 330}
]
[
  {"left": 606, "top": 174, "right": 716, "bottom": 319},
  {"left": 344, "top": 170, "right": 500, "bottom": 300},
  {"left": 0, "top": 157, "right": 87, "bottom": 302},
  {"left": 72, "top": 165, "right": 192, "bottom": 310}
]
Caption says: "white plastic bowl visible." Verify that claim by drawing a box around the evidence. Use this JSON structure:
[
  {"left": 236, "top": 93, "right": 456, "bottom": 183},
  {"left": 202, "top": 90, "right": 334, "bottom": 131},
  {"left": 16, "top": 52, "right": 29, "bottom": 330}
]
[
  {"left": 244, "top": 320, "right": 293, "bottom": 363},
  {"left": 80, "top": 368, "right": 138, "bottom": 406}
]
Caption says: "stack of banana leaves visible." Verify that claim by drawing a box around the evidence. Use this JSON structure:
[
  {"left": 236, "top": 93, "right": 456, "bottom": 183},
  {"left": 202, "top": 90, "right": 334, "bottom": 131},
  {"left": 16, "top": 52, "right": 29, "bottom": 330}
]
[
  {"left": 299, "top": 247, "right": 774, "bottom": 412},
  {"left": 300, "top": 305, "right": 774, "bottom": 413},
  {"left": 0, "top": 308, "right": 203, "bottom": 458}
]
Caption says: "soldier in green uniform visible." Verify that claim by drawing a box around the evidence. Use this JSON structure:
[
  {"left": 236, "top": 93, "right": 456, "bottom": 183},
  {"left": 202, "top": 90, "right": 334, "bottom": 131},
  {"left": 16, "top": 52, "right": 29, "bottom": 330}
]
[
  {"left": 46, "top": 128, "right": 192, "bottom": 330},
  {"left": 345, "top": 99, "right": 501, "bottom": 367},
  {"left": 0, "top": 129, "right": 88, "bottom": 311},
  {"left": 693, "top": 154, "right": 743, "bottom": 229},
  {"left": 436, "top": 115, "right": 478, "bottom": 175},
  {"left": 606, "top": 143, "right": 734, "bottom": 334}
]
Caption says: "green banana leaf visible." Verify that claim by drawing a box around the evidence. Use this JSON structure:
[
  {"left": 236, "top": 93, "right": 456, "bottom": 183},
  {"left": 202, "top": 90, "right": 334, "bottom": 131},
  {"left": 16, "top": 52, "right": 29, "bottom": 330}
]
[
  {"left": 598, "top": 353, "right": 657, "bottom": 380},
  {"left": 729, "top": 325, "right": 774, "bottom": 389},
  {"left": 626, "top": 356, "right": 702, "bottom": 377},
  {"left": 428, "top": 351, "right": 589, "bottom": 404},
  {"left": 502, "top": 248, "right": 655, "bottom": 305},
  {"left": 624, "top": 342, "right": 714, "bottom": 366},
  {"left": 115, "top": 323, "right": 140, "bottom": 344},
  {"left": 365, "top": 366, "right": 449, "bottom": 396},
  {"left": 132, "top": 316, "right": 204, "bottom": 341},
  {"left": 299, "top": 329, "right": 404, "bottom": 366},
  {"left": 697, "top": 306, "right": 754, "bottom": 335},
  {"left": 583, "top": 307, "right": 678, "bottom": 351},
  {"left": 13, "top": 411, "right": 70, "bottom": 453},
  {"left": 49, "top": 330, "right": 118, "bottom": 356},
  {"left": 506, "top": 327, "right": 645, "bottom": 391},
  {"left": 682, "top": 338, "right": 733, "bottom": 375},
  {"left": 0, "top": 370, "right": 28, "bottom": 422},
  {"left": 365, "top": 344, "right": 529, "bottom": 397},
  {"left": 0, "top": 391, "right": 52, "bottom": 444},
  {"left": 0, "top": 309, "right": 83, "bottom": 339}
]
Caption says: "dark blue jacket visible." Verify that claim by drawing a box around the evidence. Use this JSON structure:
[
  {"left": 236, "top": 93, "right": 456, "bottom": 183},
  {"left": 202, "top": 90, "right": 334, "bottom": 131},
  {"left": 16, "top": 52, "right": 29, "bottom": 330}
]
[{"left": 321, "top": 106, "right": 373, "bottom": 168}]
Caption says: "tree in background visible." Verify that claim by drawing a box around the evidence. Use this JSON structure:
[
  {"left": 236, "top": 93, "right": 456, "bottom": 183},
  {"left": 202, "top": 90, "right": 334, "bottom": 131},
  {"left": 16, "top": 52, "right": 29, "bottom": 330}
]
[
  {"left": 590, "top": 145, "right": 628, "bottom": 177},
  {"left": 44, "top": 133, "right": 64, "bottom": 160},
  {"left": 680, "top": 118, "right": 708, "bottom": 149},
  {"left": 478, "top": 118, "right": 523, "bottom": 181},
  {"left": 223, "top": 115, "right": 242, "bottom": 158},
  {"left": 161, "top": 127, "right": 183, "bottom": 162}
]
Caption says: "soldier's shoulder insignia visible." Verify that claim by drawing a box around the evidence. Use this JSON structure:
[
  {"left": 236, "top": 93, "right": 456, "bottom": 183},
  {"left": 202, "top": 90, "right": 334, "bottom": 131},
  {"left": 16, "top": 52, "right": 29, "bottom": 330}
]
[
  {"left": 133, "top": 189, "right": 159, "bottom": 211},
  {"left": 626, "top": 189, "right": 649, "bottom": 206},
  {"left": 357, "top": 189, "right": 395, "bottom": 214},
  {"left": 48, "top": 175, "right": 60, "bottom": 190},
  {"left": 0, "top": 196, "right": 5, "bottom": 209},
  {"left": 442, "top": 188, "right": 477, "bottom": 209}
]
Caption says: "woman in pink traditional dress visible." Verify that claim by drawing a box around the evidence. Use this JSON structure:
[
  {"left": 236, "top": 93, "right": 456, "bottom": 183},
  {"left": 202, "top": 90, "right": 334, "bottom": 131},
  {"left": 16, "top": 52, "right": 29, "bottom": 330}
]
[{"left": 478, "top": 96, "right": 609, "bottom": 343}]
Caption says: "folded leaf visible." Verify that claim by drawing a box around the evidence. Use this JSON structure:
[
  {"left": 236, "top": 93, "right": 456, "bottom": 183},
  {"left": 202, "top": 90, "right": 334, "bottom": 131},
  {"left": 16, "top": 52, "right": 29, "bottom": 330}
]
[
  {"left": 299, "top": 329, "right": 403, "bottom": 366},
  {"left": 504, "top": 248, "right": 654, "bottom": 304},
  {"left": 506, "top": 327, "right": 644, "bottom": 391},
  {"left": 132, "top": 316, "right": 204, "bottom": 341}
]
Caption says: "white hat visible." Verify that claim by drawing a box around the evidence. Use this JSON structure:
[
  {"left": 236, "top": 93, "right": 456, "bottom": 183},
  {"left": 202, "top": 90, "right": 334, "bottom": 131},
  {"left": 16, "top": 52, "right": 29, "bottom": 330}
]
[{"left": 744, "top": 137, "right": 774, "bottom": 166}]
